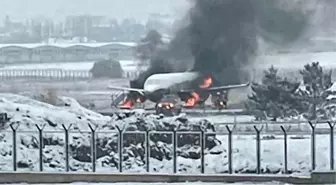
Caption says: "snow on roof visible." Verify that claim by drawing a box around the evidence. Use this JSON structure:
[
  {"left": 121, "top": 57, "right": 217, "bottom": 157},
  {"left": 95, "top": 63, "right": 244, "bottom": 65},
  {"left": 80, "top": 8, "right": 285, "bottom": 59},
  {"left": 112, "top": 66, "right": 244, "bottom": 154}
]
[{"left": 0, "top": 42, "right": 137, "bottom": 49}]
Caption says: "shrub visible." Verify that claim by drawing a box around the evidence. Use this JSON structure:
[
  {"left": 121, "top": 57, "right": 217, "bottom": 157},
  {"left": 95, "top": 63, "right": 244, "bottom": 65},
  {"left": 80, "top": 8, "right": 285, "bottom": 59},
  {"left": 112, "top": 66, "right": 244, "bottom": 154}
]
[{"left": 90, "top": 59, "right": 123, "bottom": 78}]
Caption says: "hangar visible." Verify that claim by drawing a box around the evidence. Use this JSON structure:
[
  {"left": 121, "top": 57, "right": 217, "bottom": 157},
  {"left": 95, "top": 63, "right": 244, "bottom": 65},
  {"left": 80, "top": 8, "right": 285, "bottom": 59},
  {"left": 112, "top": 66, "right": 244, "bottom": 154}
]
[{"left": 0, "top": 42, "right": 136, "bottom": 63}]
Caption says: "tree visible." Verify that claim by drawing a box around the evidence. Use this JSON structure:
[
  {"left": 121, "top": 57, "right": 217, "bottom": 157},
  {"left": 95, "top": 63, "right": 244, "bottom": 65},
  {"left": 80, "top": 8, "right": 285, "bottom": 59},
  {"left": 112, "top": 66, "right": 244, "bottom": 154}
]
[
  {"left": 89, "top": 59, "right": 123, "bottom": 78},
  {"left": 135, "top": 29, "right": 164, "bottom": 61},
  {"left": 299, "top": 62, "right": 332, "bottom": 120},
  {"left": 246, "top": 66, "right": 301, "bottom": 121}
]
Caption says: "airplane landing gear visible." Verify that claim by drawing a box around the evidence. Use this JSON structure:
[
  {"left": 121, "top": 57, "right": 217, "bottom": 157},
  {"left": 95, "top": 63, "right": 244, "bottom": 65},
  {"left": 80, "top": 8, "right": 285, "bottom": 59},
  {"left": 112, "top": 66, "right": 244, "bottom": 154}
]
[{"left": 211, "top": 91, "right": 228, "bottom": 110}]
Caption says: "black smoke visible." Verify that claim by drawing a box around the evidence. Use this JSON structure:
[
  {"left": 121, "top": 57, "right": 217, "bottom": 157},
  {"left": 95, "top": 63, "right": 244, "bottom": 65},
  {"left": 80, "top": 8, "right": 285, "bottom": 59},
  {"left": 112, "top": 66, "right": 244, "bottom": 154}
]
[
  {"left": 188, "top": 0, "right": 258, "bottom": 85},
  {"left": 131, "top": 0, "right": 312, "bottom": 88}
]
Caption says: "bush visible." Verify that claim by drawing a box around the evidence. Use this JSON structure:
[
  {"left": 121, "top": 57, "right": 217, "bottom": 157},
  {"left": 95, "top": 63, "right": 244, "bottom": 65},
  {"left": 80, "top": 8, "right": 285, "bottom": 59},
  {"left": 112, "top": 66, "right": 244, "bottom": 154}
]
[
  {"left": 90, "top": 59, "right": 123, "bottom": 78},
  {"left": 36, "top": 87, "right": 59, "bottom": 105}
]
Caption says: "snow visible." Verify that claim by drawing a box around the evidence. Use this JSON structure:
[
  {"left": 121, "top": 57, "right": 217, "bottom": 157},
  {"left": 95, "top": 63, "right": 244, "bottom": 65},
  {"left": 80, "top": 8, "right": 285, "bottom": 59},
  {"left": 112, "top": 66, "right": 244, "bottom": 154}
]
[
  {"left": 0, "top": 94, "right": 334, "bottom": 174},
  {"left": 327, "top": 83, "right": 336, "bottom": 92},
  {"left": 188, "top": 115, "right": 254, "bottom": 124},
  {"left": 0, "top": 93, "right": 111, "bottom": 131},
  {"left": 256, "top": 52, "right": 336, "bottom": 70}
]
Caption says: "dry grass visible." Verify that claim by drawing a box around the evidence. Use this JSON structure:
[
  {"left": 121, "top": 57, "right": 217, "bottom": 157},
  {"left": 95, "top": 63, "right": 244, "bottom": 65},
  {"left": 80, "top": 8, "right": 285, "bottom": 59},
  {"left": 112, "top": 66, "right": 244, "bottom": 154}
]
[{"left": 36, "top": 87, "right": 59, "bottom": 105}]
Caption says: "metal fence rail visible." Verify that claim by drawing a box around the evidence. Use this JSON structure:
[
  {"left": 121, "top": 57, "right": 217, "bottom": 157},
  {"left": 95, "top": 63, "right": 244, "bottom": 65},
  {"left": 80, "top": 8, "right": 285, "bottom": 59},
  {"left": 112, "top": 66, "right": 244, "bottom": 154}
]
[
  {"left": 0, "top": 69, "right": 92, "bottom": 80},
  {"left": 1, "top": 121, "right": 336, "bottom": 174}
]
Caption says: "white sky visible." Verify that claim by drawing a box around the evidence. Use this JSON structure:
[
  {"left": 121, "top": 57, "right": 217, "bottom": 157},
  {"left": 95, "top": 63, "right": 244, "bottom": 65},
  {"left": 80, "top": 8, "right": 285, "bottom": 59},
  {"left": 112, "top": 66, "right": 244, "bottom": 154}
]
[{"left": 0, "top": 0, "right": 190, "bottom": 22}]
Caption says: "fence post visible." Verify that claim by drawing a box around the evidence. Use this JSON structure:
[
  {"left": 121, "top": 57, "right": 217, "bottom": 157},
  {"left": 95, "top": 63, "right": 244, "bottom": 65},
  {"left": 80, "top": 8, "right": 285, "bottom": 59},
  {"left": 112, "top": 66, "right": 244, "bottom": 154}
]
[
  {"left": 145, "top": 129, "right": 150, "bottom": 173},
  {"left": 328, "top": 121, "right": 335, "bottom": 170},
  {"left": 35, "top": 124, "right": 46, "bottom": 171},
  {"left": 254, "top": 125, "right": 264, "bottom": 174},
  {"left": 116, "top": 126, "right": 123, "bottom": 172},
  {"left": 62, "top": 124, "right": 72, "bottom": 172},
  {"left": 308, "top": 121, "right": 316, "bottom": 171},
  {"left": 280, "top": 125, "right": 291, "bottom": 174},
  {"left": 173, "top": 129, "right": 177, "bottom": 173},
  {"left": 200, "top": 129, "right": 205, "bottom": 174},
  {"left": 10, "top": 123, "right": 19, "bottom": 171},
  {"left": 88, "top": 123, "right": 98, "bottom": 172},
  {"left": 226, "top": 125, "right": 235, "bottom": 174}
]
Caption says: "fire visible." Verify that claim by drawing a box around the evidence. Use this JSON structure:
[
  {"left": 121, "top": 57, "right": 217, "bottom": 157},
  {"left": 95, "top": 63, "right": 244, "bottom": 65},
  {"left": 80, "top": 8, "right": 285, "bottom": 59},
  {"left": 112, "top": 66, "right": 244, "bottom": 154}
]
[
  {"left": 120, "top": 99, "right": 133, "bottom": 109},
  {"left": 199, "top": 76, "right": 213, "bottom": 89},
  {"left": 185, "top": 92, "right": 200, "bottom": 107},
  {"left": 136, "top": 98, "right": 142, "bottom": 103}
]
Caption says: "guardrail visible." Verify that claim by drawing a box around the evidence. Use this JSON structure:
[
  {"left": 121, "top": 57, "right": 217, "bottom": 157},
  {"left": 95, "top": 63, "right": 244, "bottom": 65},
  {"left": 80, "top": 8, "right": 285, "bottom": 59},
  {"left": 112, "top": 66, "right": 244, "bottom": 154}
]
[
  {"left": 0, "top": 69, "right": 139, "bottom": 80},
  {"left": 1, "top": 121, "right": 336, "bottom": 174},
  {"left": 0, "top": 69, "right": 92, "bottom": 80},
  {"left": 102, "top": 108, "right": 246, "bottom": 117}
]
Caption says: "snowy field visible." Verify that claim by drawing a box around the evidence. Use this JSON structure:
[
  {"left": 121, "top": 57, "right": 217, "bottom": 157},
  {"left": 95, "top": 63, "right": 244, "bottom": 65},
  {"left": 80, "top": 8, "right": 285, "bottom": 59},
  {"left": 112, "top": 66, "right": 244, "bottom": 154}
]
[
  {"left": 0, "top": 50, "right": 334, "bottom": 115},
  {"left": 0, "top": 51, "right": 335, "bottom": 114},
  {"left": 256, "top": 51, "right": 336, "bottom": 69},
  {"left": 0, "top": 51, "right": 335, "bottom": 75},
  {"left": 0, "top": 51, "right": 335, "bottom": 70},
  {"left": 0, "top": 93, "right": 335, "bottom": 175},
  {"left": 0, "top": 78, "right": 128, "bottom": 112}
]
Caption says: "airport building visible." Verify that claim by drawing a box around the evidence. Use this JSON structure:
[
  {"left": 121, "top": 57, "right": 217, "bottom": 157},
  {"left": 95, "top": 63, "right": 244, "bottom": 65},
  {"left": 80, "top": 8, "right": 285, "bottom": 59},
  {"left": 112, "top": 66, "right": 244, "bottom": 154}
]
[{"left": 0, "top": 42, "right": 136, "bottom": 63}]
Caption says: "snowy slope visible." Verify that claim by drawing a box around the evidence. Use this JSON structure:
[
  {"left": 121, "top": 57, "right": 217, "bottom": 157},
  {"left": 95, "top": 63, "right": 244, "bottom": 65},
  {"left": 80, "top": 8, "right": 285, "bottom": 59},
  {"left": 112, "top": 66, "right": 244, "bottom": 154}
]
[
  {"left": 0, "top": 93, "right": 110, "bottom": 131},
  {"left": 0, "top": 93, "right": 333, "bottom": 174}
]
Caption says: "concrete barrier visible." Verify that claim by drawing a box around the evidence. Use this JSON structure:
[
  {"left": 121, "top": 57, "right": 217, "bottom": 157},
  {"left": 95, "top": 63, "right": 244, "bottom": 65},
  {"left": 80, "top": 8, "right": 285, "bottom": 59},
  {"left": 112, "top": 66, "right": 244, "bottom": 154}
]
[
  {"left": 0, "top": 172, "right": 313, "bottom": 184},
  {"left": 311, "top": 170, "right": 336, "bottom": 184}
]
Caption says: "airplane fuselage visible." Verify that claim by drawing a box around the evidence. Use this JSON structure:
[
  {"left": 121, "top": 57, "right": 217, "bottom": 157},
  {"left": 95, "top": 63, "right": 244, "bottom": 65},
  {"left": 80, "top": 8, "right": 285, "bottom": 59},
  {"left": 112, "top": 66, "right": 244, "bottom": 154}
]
[
  {"left": 107, "top": 71, "right": 249, "bottom": 109},
  {"left": 142, "top": 72, "right": 201, "bottom": 102}
]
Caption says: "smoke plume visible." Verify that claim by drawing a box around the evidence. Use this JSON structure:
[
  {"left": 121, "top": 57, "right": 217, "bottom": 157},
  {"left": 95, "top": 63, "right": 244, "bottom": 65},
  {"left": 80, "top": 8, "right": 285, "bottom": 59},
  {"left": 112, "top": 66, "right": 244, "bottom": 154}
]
[
  {"left": 131, "top": 0, "right": 313, "bottom": 88},
  {"left": 188, "top": 0, "right": 258, "bottom": 84}
]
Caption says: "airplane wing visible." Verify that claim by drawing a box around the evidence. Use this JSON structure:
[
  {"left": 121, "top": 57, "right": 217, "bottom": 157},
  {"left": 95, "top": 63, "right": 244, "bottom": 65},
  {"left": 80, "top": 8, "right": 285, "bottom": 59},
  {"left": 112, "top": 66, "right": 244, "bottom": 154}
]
[
  {"left": 206, "top": 82, "right": 251, "bottom": 92},
  {"left": 179, "top": 82, "right": 250, "bottom": 93},
  {"left": 107, "top": 85, "right": 145, "bottom": 95}
]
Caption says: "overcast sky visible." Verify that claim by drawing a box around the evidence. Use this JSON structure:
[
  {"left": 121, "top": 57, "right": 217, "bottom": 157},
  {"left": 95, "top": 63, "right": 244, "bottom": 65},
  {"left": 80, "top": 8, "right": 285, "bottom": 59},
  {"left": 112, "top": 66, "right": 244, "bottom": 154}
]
[{"left": 0, "top": 0, "right": 190, "bottom": 22}]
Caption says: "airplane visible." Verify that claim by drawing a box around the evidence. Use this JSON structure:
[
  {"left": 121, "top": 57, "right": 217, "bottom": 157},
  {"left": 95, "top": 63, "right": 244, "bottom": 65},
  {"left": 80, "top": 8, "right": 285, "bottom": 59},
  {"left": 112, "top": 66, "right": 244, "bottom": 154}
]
[{"left": 108, "top": 71, "right": 250, "bottom": 109}]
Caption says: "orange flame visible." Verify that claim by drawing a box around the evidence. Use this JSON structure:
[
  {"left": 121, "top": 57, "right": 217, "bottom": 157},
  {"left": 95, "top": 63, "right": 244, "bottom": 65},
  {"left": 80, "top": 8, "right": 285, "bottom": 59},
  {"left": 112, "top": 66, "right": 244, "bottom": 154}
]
[
  {"left": 136, "top": 98, "right": 142, "bottom": 103},
  {"left": 185, "top": 92, "right": 200, "bottom": 107},
  {"left": 199, "top": 76, "right": 213, "bottom": 89},
  {"left": 120, "top": 99, "right": 133, "bottom": 109}
]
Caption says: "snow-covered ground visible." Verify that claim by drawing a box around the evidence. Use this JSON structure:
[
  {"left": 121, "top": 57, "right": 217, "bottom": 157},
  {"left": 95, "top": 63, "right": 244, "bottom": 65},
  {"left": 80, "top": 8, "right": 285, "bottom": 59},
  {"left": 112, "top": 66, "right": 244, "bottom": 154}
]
[
  {"left": 0, "top": 93, "right": 335, "bottom": 175},
  {"left": 0, "top": 51, "right": 335, "bottom": 113},
  {"left": 0, "top": 79, "right": 128, "bottom": 111},
  {"left": 256, "top": 51, "right": 336, "bottom": 70}
]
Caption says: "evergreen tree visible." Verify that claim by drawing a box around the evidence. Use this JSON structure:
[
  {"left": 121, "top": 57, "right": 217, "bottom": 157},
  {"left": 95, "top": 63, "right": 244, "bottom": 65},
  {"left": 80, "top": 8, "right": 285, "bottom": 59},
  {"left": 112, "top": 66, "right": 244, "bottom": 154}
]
[
  {"left": 246, "top": 66, "right": 301, "bottom": 121},
  {"left": 299, "top": 62, "right": 332, "bottom": 120},
  {"left": 135, "top": 29, "right": 164, "bottom": 61}
]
